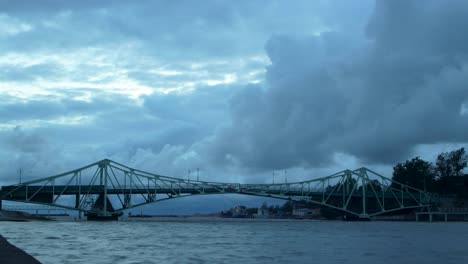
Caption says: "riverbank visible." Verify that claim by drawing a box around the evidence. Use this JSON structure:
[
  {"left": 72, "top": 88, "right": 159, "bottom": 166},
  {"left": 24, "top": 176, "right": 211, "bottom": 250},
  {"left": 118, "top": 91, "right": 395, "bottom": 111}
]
[
  {"left": 0, "top": 235, "right": 41, "bottom": 264},
  {"left": 0, "top": 210, "right": 49, "bottom": 221}
]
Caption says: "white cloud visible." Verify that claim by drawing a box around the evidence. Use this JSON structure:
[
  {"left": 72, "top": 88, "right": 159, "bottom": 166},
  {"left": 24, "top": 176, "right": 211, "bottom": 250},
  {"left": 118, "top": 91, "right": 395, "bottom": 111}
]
[
  {"left": 0, "top": 115, "right": 94, "bottom": 131},
  {"left": 0, "top": 14, "right": 32, "bottom": 36}
]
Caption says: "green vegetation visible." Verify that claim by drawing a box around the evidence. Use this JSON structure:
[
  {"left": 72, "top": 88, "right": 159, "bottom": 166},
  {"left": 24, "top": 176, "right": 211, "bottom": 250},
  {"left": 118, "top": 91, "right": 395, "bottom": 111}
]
[
  {"left": 392, "top": 157, "right": 435, "bottom": 191},
  {"left": 436, "top": 148, "right": 468, "bottom": 178},
  {"left": 259, "top": 201, "right": 294, "bottom": 216},
  {"left": 391, "top": 147, "right": 468, "bottom": 197}
]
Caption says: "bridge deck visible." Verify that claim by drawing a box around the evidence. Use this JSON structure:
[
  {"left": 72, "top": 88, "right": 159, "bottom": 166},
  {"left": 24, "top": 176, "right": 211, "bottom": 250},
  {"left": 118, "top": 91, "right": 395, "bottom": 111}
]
[{"left": 1, "top": 185, "right": 423, "bottom": 200}]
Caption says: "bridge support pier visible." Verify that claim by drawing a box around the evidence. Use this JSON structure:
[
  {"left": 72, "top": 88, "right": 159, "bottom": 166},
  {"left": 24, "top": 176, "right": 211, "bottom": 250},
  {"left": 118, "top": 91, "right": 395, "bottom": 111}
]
[
  {"left": 75, "top": 194, "right": 79, "bottom": 208},
  {"left": 85, "top": 211, "right": 121, "bottom": 221},
  {"left": 85, "top": 191, "right": 122, "bottom": 220},
  {"left": 358, "top": 214, "right": 370, "bottom": 221},
  {"left": 83, "top": 161, "right": 122, "bottom": 221}
]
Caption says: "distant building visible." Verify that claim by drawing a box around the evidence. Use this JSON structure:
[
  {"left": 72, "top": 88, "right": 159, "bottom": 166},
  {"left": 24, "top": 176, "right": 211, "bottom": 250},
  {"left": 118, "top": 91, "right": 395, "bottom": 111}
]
[
  {"left": 231, "top": 206, "right": 248, "bottom": 218},
  {"left": 292, "top": 207, "right": 320, "bottom": 218},
  {"left": 253, "top": 208, "right": 270, "bottom": 219}
]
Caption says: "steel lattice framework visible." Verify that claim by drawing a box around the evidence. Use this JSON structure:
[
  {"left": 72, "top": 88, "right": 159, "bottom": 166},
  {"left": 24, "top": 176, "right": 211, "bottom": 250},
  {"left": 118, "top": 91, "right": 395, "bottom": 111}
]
[{"left": 0, "top": 159, "right": 433, "bottom": 220}]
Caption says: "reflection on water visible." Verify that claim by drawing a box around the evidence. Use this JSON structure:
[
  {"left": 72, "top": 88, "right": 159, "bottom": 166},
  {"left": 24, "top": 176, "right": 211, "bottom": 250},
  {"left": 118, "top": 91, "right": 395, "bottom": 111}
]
[{"left": 1, "top": 218, "right": 467, "bottom": 264}]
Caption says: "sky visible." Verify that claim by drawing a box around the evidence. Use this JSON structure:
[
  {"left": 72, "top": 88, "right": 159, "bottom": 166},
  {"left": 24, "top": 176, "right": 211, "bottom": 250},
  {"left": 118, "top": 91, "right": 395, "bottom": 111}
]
[{"left": 1, "top": 0, "right": 468, "bottom": 191}]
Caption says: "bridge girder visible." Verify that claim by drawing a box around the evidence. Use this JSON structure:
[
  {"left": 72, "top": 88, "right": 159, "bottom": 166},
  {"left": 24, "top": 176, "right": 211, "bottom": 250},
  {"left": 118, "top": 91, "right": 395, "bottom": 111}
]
[{"left": 0, "top": 159, "right": 433, "bottom": 219}]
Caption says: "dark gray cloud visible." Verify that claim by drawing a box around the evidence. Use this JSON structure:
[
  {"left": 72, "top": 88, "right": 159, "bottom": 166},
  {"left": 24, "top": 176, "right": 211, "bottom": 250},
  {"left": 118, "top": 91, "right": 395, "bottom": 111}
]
[
  {"left": 144, "top": 86, "right": 231, "bottom": 126},
  {"left": 1, "top": 0, "right": 467, "bottom": 187},
  {"left": 0, "top": 85, "right": 234, "bottom": 183},
  {"left": 204, "top": 0, "right": 468, "bottom": 171},
  {"left": 0, "top": 1, "right": 334, "bottom": 59},
  {"left": 0, "top": 93, "right": 128, "bottom": 122}
]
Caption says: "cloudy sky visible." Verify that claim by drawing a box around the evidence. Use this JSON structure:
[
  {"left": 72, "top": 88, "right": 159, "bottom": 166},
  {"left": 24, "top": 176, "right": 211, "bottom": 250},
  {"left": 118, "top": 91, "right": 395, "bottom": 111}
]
[{"left": 1, "top": 0, "right": 468, "bottom": 187}]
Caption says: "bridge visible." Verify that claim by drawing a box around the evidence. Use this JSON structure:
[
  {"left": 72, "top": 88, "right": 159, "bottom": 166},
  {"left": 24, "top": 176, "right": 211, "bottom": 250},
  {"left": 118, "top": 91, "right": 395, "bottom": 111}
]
[{"left": 0, "top": 159, "right": 434, "bottom": 220}]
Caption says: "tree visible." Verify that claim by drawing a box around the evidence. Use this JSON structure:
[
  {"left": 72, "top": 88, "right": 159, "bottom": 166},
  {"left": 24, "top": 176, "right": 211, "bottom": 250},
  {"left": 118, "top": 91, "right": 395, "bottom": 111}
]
[
  {"left": 280, "top": 200, "right": 294, "bottom": 214},
  {"left": 246, "top": 207, "right": 258, "bottom": 215},
  {"left": 436, "top": 147, "right": 468, "bottom": 178},
  {"left": 359, "top": 179, "right": 382, "bottom": 193},
  {"left": 326, "top": 177, "right": 357, "bottom": 194},
  {"left": 392, "top": 157, "right": 436, "bottom": 191},
  {"left": 268, "top": 205, "right": 280, "bottom": 214}
]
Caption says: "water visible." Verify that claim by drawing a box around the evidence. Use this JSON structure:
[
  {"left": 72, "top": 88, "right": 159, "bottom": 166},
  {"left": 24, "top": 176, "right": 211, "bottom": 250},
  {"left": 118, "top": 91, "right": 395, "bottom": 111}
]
[{"left": 1, "top": 218, "right": 467, "bottom": 264}]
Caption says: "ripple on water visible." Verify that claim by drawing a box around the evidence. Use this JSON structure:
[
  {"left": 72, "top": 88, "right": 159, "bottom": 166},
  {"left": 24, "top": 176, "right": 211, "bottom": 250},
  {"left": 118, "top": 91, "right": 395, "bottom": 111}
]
[{"left": 0, "top": 220, "right": 467, "bottom": 264}]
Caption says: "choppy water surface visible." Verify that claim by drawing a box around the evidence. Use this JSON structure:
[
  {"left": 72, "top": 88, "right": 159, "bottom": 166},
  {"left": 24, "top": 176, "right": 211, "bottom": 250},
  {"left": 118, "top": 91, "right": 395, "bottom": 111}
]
[{"left": 1, "top": 218, "right": 467, "bottom": 264}]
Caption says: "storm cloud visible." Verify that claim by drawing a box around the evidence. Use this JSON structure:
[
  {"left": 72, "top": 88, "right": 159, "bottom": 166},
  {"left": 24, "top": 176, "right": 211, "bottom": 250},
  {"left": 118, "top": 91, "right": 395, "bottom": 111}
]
[
  {"left": 0, "top": 0, "right": 467, "bottom": 185},
  {"left": 206, "top": 0, "right": 468, "bottom": 170}
]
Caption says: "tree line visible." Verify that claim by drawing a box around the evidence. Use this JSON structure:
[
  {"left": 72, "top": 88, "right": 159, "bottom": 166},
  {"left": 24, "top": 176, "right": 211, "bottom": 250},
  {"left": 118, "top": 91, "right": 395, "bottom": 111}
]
[{"left": 392, "top": 147, "right": 468, "bottom": 196}]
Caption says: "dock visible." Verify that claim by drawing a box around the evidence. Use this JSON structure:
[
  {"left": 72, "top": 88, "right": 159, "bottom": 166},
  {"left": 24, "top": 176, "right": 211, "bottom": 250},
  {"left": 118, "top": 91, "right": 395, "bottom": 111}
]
[{"left": 416, "top": 211, "right": 468, "bottom": 222}]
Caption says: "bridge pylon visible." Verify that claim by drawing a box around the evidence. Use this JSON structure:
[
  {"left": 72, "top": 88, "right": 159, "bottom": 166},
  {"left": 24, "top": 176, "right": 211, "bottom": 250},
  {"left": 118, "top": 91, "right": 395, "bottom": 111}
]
[{"left": 84, "top": 160, "right": 122, "bottom": 220}]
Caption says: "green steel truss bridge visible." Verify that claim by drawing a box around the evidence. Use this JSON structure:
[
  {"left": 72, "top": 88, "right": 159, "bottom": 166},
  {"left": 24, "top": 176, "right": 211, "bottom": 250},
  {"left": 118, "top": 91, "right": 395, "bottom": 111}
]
[{"left": 0, "top": 159, "right": 433, "bottom": 220}]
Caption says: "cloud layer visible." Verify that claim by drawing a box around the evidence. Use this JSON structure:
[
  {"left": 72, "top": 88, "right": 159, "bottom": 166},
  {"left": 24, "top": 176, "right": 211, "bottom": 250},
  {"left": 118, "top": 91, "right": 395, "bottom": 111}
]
[
  {"left": 205, "top": 0, "right": 468, "bottom": 171},
  {"left": 1, "top": 0, "right": 467, "bottom": 185}
]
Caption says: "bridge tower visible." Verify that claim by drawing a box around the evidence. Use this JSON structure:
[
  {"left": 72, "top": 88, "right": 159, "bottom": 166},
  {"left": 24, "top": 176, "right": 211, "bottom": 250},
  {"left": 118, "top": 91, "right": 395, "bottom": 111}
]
[
  {"left": 358, "top": 168, "right": 369, "bottom": 220},
  {"left": 84, "top": 159, "right": 122, "bottom": 220}
]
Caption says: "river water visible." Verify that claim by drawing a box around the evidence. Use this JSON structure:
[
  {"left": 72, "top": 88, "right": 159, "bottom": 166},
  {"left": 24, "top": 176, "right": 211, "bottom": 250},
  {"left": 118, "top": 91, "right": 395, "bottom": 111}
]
[{"left": 1, "top": 218, "right": 467, "bottom": 264}]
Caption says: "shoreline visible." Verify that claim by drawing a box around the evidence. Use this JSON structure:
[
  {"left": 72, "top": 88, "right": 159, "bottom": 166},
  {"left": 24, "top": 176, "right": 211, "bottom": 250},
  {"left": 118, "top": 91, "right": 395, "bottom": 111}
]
[
  {"left": 2, "top": 209, "right": 467, "bottom": 222},
  {"left": 0, "top": 235, "right": 41, "bottom": 264},
  {"left": 0, "top": 210, "right": 50, "bottom": 222}
]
